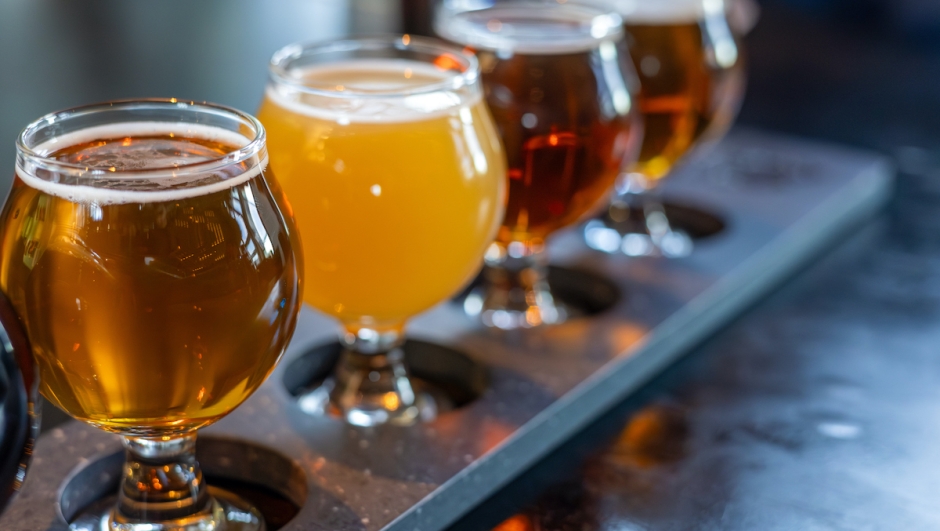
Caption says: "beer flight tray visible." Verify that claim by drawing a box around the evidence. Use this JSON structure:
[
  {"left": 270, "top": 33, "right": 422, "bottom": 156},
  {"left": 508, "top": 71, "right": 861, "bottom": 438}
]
[{"left": 1, "top": 129, "right": 893, "bottom": 531}]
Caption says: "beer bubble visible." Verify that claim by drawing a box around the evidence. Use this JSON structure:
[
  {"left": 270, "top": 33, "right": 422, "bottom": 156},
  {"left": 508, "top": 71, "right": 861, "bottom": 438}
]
[{"left": 640, "top": 56, "right": 662, "bottom": 77}]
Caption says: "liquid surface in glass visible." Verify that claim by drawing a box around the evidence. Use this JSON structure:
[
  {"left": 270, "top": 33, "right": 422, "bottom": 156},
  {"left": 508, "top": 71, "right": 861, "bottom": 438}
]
[
  {"left": 0, "top": 124, "right": 301, "bottom": 435},
  {"left": 441, "top": 6, "right": 641, "bottom": 244},
  {"left": 258, "top": 59, "right": 506, "bottom": 331},
  {"left": 622, "top": 0, "right": 745, "bottom": 180}
]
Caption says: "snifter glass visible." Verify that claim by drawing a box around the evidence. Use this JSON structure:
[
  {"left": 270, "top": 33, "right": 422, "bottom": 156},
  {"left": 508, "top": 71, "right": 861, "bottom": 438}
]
[
  {"left": 0, "top": 100, "right": 303, "bottom": 531},
  {"left": 581, "top": 0, "right": 747, "bottom": 258},
  {"left": 436, "top": 1, "right": 643, "bottom": 329},
  {"left": 257, "top": 37, "right": 506, "bottom": 426}
]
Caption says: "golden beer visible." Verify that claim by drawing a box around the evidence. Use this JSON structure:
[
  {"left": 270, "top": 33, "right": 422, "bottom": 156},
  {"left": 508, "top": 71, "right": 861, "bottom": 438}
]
[
  {"left": 0, "top": 125, "right": 301, "bottom": 435},
  {"left": 258, "top": 57, "right": 505, "bottom": 332},
  {"left": 620, "top": 0, "right": 746, "bottom": 181}
]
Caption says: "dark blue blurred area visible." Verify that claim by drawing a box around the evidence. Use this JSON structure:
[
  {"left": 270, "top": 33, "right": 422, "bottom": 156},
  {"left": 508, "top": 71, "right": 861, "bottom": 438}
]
[
  {"left": 736, "top": 0, "right": 940, "bottom": 165},
  {"left": 773, "top": 0, "right": 940, "bottom": 35}
]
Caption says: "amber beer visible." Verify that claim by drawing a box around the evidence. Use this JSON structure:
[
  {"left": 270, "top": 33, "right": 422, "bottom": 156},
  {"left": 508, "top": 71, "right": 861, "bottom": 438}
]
[
  {"left": 619, "top": 0, "right": 746, "bottom": 181},
  {"left": 440, "top": 4, "right": 641, "bottom": 246},
  {"left": 0, "top": 124, "right": 301, "bottom": 435}
]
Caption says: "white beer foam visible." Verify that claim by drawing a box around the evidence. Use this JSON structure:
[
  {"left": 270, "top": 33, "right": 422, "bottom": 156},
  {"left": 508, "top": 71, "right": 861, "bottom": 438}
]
[
  {"left": 266, "top": 59, "right": 481, "bottom": 124},
  {"left": 609, "top": 0, "right": 708, "bottom": 23},
  {"left": 17, "top": 122, "right": 266, "bottom": 205},
  {"left": 438, "top": 4, "right": 623, "bottom": 55}
]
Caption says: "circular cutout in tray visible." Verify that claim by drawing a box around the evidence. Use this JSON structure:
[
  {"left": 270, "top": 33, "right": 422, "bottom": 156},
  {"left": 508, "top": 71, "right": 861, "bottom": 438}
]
[
  {"left": 601, "top": 201, "right": 727, "bottom": 240},
  {"left": 546, "top": 266, "right": 621, "bottom": 319},
  {"left": 283, "top": 339, "right": 489, "bottom": 417},
  {"left": 454, "top": 266, "right": 622, "bottom": 321},
  {"left": 59, "top": 437, "right": 307, "bottom": 531}
]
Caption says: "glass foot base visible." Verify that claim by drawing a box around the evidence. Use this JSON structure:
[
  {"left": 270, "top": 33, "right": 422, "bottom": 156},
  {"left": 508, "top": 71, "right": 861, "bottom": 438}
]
[
  {"left": 585, "top": 199, "right": 727, "bottom": 258},
  {"left": 464, "top": 287, "right": 570, "bottom": 330},
  {"left": 584, "top": 218, "right": 694, "bottom": 258},
  {"left": 69, "top": 487, "right": 264, "bottom": 531},
  {"left": 297, "top": 378, "right": 446, "bottom": 427}
]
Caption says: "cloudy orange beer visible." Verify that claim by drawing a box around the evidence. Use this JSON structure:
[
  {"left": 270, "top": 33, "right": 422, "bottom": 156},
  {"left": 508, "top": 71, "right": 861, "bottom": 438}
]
[{"left": 258, "top": 52, "right": 506, "bottom": 333}]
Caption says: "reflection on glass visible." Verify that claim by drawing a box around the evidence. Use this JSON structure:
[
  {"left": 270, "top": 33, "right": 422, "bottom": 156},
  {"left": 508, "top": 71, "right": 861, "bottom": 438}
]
[
  {"left": 438, "top": 1, "right": 642, "bottom": 329},
  {"left": 583, "top": 0, "right": 747, "bottom": 258},
  {"left": 0, "top": 101, "right": 302, "bottom": 531},
  {"left": 258, "top": 36, "right": 506, "bottom": 426}
]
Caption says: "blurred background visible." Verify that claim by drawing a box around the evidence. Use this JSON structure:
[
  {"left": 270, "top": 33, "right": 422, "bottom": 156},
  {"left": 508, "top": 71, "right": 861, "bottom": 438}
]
[{"left": 2, "top": 0, "right": 940, "bottom": 191}]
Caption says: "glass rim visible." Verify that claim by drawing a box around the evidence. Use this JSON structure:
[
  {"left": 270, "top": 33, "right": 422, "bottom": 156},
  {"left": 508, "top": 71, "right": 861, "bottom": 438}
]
[
  {"left": 267, "top": 34, "right": 480, "bottom": 99},
  {"left": 435, "top": 1, "right": 625, "bottom": 54},
  {"left": 15, "top": 98, "right": 267, "bottom": 180}
]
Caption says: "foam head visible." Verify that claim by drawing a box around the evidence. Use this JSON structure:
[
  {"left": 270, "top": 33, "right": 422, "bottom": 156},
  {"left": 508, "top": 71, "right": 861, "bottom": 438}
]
[
  {"left": 605, "top": 0, "right": 710, "bottom": 24},
  {"left": 266, "top": 58, "right": 481, "bottom": 124},
  {"left": 16, "top": 122, "right": 267, "bottom": 205}
]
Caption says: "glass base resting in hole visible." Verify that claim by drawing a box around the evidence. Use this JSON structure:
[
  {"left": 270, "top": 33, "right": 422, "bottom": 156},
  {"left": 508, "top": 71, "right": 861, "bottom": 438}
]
[
  {"left": 464, "top": 242, "right": 568, "bottom": 330},
  {"left": 585, "top": 199, "right": 727, "bottom": 258},
  {"left": 585, "top": 173, "right": 694, "bottom": 259},
  {"left": 295, "top": 330, "right": 446, "bottom": 427},
  {"left": 68, "top": 435, "right": 264, "bottom": 531},
  {"left": 69, "top": 487, "right": 264, "bottom": 531},
  {"left": 286, "top": 340, "right": 488, "bottom": 427},
  {"left": 585, "top": 199, "right": 694, "bottom": 258},
  {"left": 457, "top": 265, "right": 621, "bottom": 327}
]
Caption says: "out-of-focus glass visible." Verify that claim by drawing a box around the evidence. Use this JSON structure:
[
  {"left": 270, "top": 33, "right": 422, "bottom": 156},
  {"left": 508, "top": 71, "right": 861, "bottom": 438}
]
[
  {"left": 0, "top": 290, "right": 37, "bottom": 516},
  {"left": 0, "top": 100, "right": 302, "bottom": 531},
  {"left": 437, "top": 1, "right": 643, "bottom": 329},
  {"left": 583, "top": 0, "right": 747, "bottom": 258},
  {"left": 258, "top": 36, "right": 506, "bottom": 426}
]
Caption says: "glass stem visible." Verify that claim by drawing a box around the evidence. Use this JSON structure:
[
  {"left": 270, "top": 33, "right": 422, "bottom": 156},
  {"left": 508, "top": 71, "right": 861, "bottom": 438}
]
[
  {"left": 330, "top": 328, "right": 423, "bottom": 426},
  {"left": 606, "top": 171, "right": 660, "bottom": 230},
  {"left": 641, "top": 192, "right": 673, "bottom": 243},
  {"left": 113, "top": 434, "right": 214, "bottom": 526},
  {"left": 611, "top": 174, "right": 693, "bottom": 258},
  {"left": 476, "top": 242, "right": 564, "bottom": 328}
]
